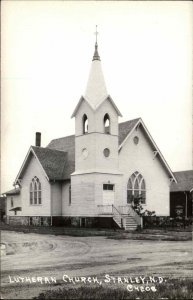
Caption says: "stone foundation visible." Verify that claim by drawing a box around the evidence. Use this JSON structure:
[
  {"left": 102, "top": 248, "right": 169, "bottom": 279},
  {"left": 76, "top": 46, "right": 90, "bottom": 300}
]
[
  {"left": 6, "top": 216, "right": 119, "bottom": 229},
  {"left": 7, "top": 216, "right": 51, "bottom": 226}
]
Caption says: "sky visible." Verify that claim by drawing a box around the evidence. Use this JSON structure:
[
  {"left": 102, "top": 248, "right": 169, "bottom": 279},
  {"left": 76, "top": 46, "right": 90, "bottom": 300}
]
[{"left": 1, "top": 1, "right": 192, "bottom": 193}]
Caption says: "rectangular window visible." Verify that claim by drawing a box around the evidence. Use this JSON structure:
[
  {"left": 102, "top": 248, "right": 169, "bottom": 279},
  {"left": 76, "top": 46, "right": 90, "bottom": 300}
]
[
  {"left": 81, "top": 218, "right": 86, "bottom": 227},
  {"left": 11, "top": 197, "right": 14, "bottom": 207},
  {"left": 69, "top": 185, "right": 71, "bottom": 205},
  {"left": 103, "top": 184, "right": 114, "bottom": 191}
]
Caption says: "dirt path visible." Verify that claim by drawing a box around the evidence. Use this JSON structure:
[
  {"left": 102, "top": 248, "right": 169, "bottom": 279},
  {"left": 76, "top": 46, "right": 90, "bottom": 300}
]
[{"left": 1, "top": 230, "right": 192, "bottom": 299}]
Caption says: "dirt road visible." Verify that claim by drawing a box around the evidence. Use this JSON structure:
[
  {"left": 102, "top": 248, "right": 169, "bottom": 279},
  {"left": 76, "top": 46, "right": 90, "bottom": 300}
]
[{"left": 1, "top": 230, "right": 192, "bottom": 299}]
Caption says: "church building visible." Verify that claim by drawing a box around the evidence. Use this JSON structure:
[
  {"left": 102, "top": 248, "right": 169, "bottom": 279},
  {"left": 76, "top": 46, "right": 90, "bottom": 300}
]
[{"left": 5, "top": 37, "right": 178, "bottom": 230}]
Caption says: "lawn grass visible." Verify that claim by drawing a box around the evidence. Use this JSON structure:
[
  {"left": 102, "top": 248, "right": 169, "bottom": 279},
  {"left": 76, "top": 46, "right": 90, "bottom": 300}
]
[
  {"left": 0, "top": 222, "right": 119, "bottom": 237},
  {"left": 0, "top": 222, "right": 191, "bottom": 240},
  {"left": 33, "top": 278, "right": 193, "bottom": 299}
]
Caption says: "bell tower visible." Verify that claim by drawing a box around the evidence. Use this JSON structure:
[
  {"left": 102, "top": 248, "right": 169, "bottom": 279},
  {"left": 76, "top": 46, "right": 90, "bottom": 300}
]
[{"left": 70, "top": 28, "right": 123, "bottom": 217}]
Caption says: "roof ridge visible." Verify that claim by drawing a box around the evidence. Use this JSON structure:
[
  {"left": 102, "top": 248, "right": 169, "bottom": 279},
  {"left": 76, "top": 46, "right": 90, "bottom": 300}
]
[
  {"left": 119, "top": 118, "right": 141, "bottom": 125},
  {"left": 32, "top": 146, "right": 67, "bottom": 154},
  {"left": 47, "top": 134, "right": 75, "bottom": 142}
]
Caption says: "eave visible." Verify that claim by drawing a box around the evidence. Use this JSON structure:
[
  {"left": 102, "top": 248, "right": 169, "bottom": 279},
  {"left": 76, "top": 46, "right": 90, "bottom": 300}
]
[{"left": 14, "top": 146, "right": 49, "bottom": 185}]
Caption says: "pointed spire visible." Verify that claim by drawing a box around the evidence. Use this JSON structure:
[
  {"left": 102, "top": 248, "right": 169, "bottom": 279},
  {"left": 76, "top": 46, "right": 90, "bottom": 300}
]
[
  {"left": 93, "top": 25, "right": 100, "bottom": 61},
  {"left": 84, "top": 26, "right": 107, "bottom": 108}
]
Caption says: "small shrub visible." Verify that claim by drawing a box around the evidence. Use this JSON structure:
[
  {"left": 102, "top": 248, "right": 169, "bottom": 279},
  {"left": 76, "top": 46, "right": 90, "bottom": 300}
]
[{"left": 33, "top": 278, "right": 193, "bottom": 299}]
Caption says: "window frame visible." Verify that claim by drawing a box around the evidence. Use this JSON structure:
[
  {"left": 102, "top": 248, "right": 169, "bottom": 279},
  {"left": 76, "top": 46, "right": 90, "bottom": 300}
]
[
  {"left": 82, "top": 114, "right": 88, "bottom": 134},
  {"left": 11, "top": 197, "right": 14, "bottom": 208},
  {"left": 104, "top": 113, "right": 110, "bottom": 134},
  {"left": 69, "top": 184, "right": 71, "bottom": 206},
  {"left": 127, "top": 172, "right": 146, "bottom": 204},
  {"left": 103, "top": 184, "right": 114, "bottom": 191},
  {"left": 29, "top": 177, "right": 42, "bottom": 205}
]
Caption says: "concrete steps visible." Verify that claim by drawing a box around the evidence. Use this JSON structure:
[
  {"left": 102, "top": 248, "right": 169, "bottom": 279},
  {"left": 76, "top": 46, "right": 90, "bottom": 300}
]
[
  {"left": 124, "top": 216, "right": 138, "bottom": 231},
  {"left": 113, "top": 215, "right": 138, "bottom": 231}
]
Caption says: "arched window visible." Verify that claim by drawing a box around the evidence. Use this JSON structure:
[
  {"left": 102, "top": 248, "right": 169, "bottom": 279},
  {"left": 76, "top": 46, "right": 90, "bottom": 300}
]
[
  {"left": 127, "top": 171, "right": 146, "bottom": 204},
  {"left": 29, "top": 177, "right": 42, "bottom": 205},
  {"left": 83, "top": 114, "right": 88, "bottom": 134},
  {"left": 104, "top": 113, "right": 110, "bottom": 134}
]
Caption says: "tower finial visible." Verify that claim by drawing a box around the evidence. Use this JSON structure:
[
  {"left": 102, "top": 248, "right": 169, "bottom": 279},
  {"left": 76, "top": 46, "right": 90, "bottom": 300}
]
[
  {"left": 95, "top": 25, "right": 98, "bottom": 44},
  {"left": 93, "top": 25, "right": 100, "bottom": 61}
]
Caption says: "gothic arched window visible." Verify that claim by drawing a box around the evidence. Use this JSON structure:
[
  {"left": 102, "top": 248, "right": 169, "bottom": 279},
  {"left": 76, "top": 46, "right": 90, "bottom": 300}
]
[
  {"left": 83, "top": 114, "right": 88, "bottom": 134},
  {"left": 104, "top": 113, "right": 110, "bottom": 134},
  {"left": 127, "top": 171, "right": 146, "bottom": 204},
  {"left": 30, "top": 177, "right": 42, "bottom": 205}
]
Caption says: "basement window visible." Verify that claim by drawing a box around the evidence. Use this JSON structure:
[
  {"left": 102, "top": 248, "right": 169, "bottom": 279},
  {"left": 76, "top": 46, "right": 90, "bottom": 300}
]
[{"left": 29, "top": 217, "right": 33, "bottom": 226}]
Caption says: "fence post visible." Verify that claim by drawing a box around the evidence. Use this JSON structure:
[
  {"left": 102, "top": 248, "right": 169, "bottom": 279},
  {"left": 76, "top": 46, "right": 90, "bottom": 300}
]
[{"left": 141, "top": 216, "right": 143, "bottom": 229}]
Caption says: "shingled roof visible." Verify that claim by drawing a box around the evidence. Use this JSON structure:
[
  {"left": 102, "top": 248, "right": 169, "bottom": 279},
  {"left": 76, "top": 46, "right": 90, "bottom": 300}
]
[
  {"left": 118, "top": 118, "right": 140, "bottom": 145},
  {"left": 31, "top": 146, "right": 71, "bottom": 181},
  {"left": 3, "top": 188, "right": 20, "bottom": 196},
  {"left": 170, "top": 170, "right": 193, "bottom": 192},
  {"left": 47, "top": 118, "right": 140, "bottom": 151},
  {"left": 14, "top": 118, "right": 175, "bottom": 183},
  {"left": 45, "top": 119, "right": 140, "bottom": 180}
]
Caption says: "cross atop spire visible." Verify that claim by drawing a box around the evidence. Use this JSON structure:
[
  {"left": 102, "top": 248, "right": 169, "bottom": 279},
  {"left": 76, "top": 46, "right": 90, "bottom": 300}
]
[
  {"left": 94, "top": 25, "right": 99, "bottom": 44},
  {"left": 93, "top": 25, "right": 100, "bottom": 61}
]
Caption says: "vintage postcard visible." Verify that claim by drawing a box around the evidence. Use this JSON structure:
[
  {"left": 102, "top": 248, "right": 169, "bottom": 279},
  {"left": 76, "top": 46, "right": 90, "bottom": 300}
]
[{"left": 1, "top": 1, "right": 192, "bottom": 299}]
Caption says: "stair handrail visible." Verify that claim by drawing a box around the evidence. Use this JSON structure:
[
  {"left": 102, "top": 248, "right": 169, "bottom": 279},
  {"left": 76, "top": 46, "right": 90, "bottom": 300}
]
[
  {"left": 127, "top": 205, "right": 142, "bottom": 226},
  {"left": 112, "top": 204, "right": 122, "bottom": 215},
  {"left": 97, "top": 205, "right": 113, "bottom": 215},
  {"left": 112, "top": 205, "right": 123, "bottom": 228}
]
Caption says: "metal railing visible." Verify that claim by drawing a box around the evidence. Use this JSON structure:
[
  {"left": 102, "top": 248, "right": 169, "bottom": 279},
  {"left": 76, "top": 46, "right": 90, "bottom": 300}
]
[
  {"left": 97, "top": 205, "right": 113, "bottom": 215},
  {"left": 118, "top": 205, "right": 142, "bottom": 226},
  {"left": 112, "top": 205, "right": 123, "bottom": 228},
  {"left": 97, "top": 204, "right": 142, "bottom": 228}
]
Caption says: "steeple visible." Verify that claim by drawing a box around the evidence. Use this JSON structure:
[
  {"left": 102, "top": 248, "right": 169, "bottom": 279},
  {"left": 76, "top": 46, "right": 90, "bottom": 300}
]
[
  {"left": 92, "top": 26, "right": 100, "bottom": 61},
  {"left": 84, "top": 26, "right": 108, "bottom": 109},
  {"left": 92, "top": 42, "right": 100, "bottom": 61}
]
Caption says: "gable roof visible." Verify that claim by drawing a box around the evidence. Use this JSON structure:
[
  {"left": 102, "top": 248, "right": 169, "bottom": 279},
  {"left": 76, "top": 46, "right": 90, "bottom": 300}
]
[
  {"left": 13, "top": 117, "right": 176, "bottom": 184},
  {"left": 71, "top": 95, "right": 122, "bottom": 118},
  {"left": 31, "top": 147, "right": 70, "bottom": 180},
  {"left": 118, "top": 118, "right": 140, "bottom": 145},
  {"left": 15, "top": 146, "right": 72, "bottom": 184},
  {"left": 170, "top": 170, "right": 193, "bottom": 192},
  {"left": 47, "top": 118, "right": 139, "bottom": 153},
  {"left": 118, "top": 118, "right": 176, "bottom": 182},
  {"left": 3, "top": 188, "right": 20, "bottom": 196},
  {"left": 47, "top": 117, "right": 175, "bottom": 181}
]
